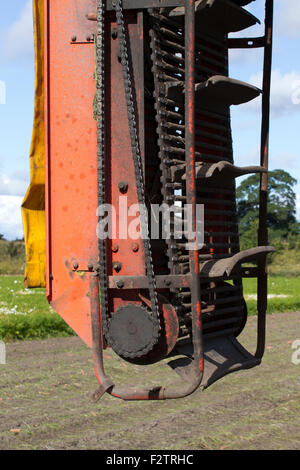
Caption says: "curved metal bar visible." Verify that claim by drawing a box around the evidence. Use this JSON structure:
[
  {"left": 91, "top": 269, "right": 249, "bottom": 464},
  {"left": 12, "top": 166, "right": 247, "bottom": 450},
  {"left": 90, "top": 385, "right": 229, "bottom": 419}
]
[
  {"left": 90, "top": 274, "right": 114, "bottom": 401},
  {"left": 90, "top": 272, "right": 204, "bottom": 401}
]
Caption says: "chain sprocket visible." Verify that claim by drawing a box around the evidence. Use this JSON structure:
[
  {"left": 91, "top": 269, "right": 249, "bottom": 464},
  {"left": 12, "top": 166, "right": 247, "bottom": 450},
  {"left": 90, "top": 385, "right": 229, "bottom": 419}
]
[{"left": 108, "top": 304, "right": 160, "bottom": 358}]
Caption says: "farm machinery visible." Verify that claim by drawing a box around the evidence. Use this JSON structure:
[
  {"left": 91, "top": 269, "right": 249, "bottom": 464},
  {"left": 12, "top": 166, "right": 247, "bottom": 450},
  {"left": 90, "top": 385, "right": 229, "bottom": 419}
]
[{"left": 22, "top": 0, "right": 274, "bottom": 400}]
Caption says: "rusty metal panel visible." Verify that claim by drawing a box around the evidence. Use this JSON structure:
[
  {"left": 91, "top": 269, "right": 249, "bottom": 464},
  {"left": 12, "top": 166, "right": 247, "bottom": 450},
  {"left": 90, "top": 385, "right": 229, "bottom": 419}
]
[
  {"left": 45, "top": 0, "right": 99, "bottom": 346},
  {"left": 44, "top": 2, "right": 147, "bottom": 346}
]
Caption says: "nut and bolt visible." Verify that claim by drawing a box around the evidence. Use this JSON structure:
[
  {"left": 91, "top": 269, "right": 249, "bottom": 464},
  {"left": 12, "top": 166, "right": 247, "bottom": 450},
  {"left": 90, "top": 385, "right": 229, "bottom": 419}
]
[
  {"left": 113, "top": 262, "right": 122, "bottom": 273},
  {"left": 118, "top": 181, "right": 128, "bottom": 194}
]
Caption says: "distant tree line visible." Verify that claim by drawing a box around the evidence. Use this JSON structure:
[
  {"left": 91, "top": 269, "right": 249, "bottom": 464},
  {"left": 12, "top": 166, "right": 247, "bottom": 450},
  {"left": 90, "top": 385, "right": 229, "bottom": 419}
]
[{"left": 237, "top": 169, "right": 300, "bottom": 251}]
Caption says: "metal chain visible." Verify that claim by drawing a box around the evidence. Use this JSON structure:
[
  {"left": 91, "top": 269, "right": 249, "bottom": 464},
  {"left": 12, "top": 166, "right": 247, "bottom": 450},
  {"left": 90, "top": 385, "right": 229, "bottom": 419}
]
[
  {"left": 96, "top": 0, "right": 161, "bottom": 354},
  {"left": 112, "top": 0, "right": 161, "bottom": 340},
  {"left": 96, "top": 0, "right": 110, "bottom": 339}
]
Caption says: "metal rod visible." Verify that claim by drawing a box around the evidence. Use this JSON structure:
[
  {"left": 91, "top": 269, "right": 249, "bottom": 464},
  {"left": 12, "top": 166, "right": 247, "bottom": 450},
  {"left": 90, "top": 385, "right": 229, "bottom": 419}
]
[
  {"left": 184, "top": 0, "right": 204, "bottom": 383},
  {"left": 90, "top": 274, "right": 114, "bottom": 402},
  {"left": 256, "top": 0, "right": 273, "bottom": 359}
]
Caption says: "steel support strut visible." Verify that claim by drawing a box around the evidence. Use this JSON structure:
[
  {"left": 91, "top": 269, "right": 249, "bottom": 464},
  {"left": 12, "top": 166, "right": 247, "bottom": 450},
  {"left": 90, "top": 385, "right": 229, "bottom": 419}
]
[
  {"left": 184, "top": 0, "right": 204, "bottom": 390},
  {"left": 256, "top": 0, "right": 274, "bottom": 359}
]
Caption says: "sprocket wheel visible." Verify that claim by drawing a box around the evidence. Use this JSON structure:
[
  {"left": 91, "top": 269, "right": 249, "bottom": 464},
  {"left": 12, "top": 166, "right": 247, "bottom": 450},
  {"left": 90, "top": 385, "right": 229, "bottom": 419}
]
[{"left": 107, "top": 304, "right": 160, "bottom": 359}]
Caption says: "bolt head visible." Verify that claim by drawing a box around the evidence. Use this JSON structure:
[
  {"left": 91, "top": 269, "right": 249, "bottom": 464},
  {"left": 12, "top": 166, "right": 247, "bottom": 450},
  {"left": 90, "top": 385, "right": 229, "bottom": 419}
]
[
  {"left": 132, "top": 243, "right": 139, "bottom": 253},
  {"left": 113, "top": 262, "right": 122, "bottom": 273},
  {"left": 116, "top": 280, "right": 124, "bottom": 289},
  {"left": 118, "top": 181, "right": 128, "bottom": 193},
  {"left": 71, "top": 35, "right": 77, "bottom": 42},
  {"left": 73, "top": 262, "right": 79, "bottom": 270}
]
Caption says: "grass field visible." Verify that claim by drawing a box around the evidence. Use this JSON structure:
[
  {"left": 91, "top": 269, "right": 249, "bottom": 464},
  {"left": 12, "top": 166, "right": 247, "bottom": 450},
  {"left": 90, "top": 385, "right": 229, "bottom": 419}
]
[
  {"left": 0, "top": 276, "right": 73, "bottom": 341},
  {"left": 244, "top": 276, "right": 300, "bottom": 315},
  {"left": 0, "top": 275, "right": 299, "bottom": 342},
  {"left": 1, "top": 312, "right": 299, "bottom": 450}
]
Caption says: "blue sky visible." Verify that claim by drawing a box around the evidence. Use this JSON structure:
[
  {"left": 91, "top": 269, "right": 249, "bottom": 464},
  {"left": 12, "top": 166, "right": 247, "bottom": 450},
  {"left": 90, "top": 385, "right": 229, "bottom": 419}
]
[{"left": 0, "top": 0, "right": 300, "bottom": 239}]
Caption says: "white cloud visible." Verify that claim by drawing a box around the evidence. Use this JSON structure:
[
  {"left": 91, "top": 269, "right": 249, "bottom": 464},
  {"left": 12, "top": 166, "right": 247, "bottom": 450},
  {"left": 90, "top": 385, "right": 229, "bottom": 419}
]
[
  {"left": 3, "top": 0, "right": 33, "bottom": 61},
  {"left": 0, "top": 170, "right": 29, "bottom": 197},
  {"left": 233, "top": 146, "right": 298, "bottom": 174},
  {"left": 271, "top": 152, "right": 298, "bottom": 173},
  {"left": 239, "top": 69, "right": 300, "bottom": 117},
  {"left": 276, "top": 0, "right": 300, "bottom": 38},
  {"left": 0, "top": 195, "right": 23, "bottom": 240}
]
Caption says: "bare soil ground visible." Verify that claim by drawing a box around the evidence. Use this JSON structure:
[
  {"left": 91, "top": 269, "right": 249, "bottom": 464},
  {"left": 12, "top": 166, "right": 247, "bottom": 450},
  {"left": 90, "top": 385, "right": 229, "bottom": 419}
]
[{"left": 0, "top": 312, "right": 299, "bottom": 450}]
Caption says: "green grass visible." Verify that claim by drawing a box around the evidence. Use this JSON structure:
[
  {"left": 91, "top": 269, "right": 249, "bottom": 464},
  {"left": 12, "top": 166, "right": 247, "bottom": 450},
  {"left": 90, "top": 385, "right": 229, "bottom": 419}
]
[
  {"left": 0, "top": 276, "right": 75, "bottom": 342},
  {"left": 0, "top": 275, "right": 299, "bottom": 342},
  {"left": 243, "top": 276, "right": 300, "bottom": 315},
  {"left": 268, "top": 248, "right": 300, "bottom": 277}
]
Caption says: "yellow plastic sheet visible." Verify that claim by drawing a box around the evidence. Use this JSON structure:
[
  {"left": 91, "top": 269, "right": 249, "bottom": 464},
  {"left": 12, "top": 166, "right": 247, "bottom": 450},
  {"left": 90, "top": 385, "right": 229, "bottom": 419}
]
[{"left": 21, "top": 0, "right": 46, "bottom": 287}]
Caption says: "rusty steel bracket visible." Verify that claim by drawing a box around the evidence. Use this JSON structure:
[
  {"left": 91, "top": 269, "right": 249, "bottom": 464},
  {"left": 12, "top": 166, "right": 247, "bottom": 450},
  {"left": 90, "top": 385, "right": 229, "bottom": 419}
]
[
  {"left": 227, "top": 36, "right": 266, "bottom": 49},
  {"left": 200, "top": 246, "right": 275, "bottom": 278},
  {"left": 108, "top": 274, "right": 191, "bottom": 289}
]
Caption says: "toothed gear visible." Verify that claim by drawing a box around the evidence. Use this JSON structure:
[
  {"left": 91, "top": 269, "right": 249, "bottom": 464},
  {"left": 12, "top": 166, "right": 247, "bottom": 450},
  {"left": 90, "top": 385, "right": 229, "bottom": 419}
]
[{"left": 107, "top": 304, "right": 160, "bottom": 359}]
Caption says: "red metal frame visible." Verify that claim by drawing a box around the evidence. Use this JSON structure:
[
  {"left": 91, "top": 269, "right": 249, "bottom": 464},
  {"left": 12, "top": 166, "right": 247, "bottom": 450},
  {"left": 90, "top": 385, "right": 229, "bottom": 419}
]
[
  {"left": 45, "top": 0, "right": 99, "bottom": 347},
  {"left": 44, "top": 0, "right": 274, "bottom": 401}
]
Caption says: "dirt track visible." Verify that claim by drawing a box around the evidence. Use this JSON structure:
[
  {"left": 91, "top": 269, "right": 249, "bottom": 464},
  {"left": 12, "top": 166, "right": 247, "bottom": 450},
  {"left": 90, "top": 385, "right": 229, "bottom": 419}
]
[{"left": 0, "top": 312, "right": 299, "bottom": 450}]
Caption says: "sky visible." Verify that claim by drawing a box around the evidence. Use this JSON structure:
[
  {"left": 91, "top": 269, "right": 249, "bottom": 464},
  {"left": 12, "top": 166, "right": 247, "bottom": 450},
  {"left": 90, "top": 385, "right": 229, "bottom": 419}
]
[{"left": 0, "top": 0, "right": 300, "bottom": 240}]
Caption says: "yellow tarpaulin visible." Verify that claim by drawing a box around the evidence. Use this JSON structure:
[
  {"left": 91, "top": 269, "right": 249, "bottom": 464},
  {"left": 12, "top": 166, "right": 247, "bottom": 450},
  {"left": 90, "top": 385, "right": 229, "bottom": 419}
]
[{"left": 21, "top": 0, "right": 46, "bottom": 287}]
